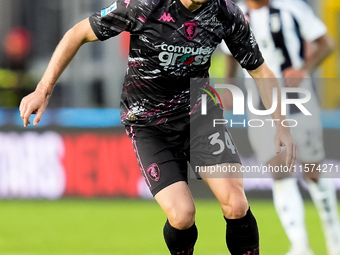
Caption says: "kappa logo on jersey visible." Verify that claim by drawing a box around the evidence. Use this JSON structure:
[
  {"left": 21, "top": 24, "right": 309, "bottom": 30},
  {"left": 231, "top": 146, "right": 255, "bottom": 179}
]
[
  {"left": 101, "top": 2, "right": 117, "bottom": 17},
  {"left": 147, "top": 163, "right": 160, "bottom": 182},
  {"left": 158, "top": 12, "right": 175, "bottom": 22},
  {"left": 184, "top": 21, "right": 197, "bottom": 40}
]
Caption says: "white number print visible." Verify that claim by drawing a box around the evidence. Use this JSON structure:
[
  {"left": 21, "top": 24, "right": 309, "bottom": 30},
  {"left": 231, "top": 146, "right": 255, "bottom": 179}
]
[
  {"left": 208, "top": 132, "right": 236, "bottom": 155},
  {"left": 208, "top": 132, "right": 225, "bottom": 155},
  {"left": 224, "top": 131, "right": 236, "bottom": 154}
]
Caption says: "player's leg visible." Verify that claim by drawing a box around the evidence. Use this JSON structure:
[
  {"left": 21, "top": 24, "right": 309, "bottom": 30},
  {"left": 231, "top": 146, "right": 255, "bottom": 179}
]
[
  {"left": 296, "top": 118, "right": 340, "bottom": 255},
  {"left": 304, "top": 166, "right": 340, "bottom": 255},
  {"left": 248, "top": 117, "right": 313, "bottom": 255},
  {"left": 255, "top": 142, "right": 312, "bottom": 254},
  {"left": 201, "top": 164, "right": 259, "bottom": 255},
  {"left": 190, "top": 103, "right": 258, "bottom": 254},
  {"left": 268, "top": 152, "right": 313, "bottom": 255},
  {"left": 190, "top": 100, "right": 259, "bottom": 254},
  {"left": 126, "top": 124, "right": 198, "bottom": 255},
  {"left": 154, "top": 181, "right": 197, "bottom": 255}
]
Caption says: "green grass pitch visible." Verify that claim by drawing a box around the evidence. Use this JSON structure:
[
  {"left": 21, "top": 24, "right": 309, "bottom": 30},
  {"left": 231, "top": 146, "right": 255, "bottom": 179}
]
[{"left": 0, "top": 199, "right": 329, "bottom": 255}]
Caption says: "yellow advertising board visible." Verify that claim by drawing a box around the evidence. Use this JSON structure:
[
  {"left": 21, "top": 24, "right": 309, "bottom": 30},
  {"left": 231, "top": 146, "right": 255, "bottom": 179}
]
[{"left": 322, "top": 0, "right": 340, "bottom": 108}]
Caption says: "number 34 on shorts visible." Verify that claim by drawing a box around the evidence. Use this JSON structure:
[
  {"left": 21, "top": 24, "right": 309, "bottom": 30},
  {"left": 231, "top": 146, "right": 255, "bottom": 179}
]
[{"left": 208, "top": 131, "right": 237, "bottom": 155}]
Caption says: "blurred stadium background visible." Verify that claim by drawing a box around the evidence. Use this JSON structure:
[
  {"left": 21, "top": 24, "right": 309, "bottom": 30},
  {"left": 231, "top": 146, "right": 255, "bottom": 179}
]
[{"left": 0, "top": 0, "right": 339, "bottom": 254}]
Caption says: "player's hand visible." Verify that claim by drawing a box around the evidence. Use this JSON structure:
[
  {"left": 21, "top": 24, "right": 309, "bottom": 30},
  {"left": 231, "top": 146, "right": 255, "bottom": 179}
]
[
  {"left": 274, "top": 126, "right": 297, "bottom": 171},
  {"left": 19, "top": 88, "right": 50, "bottom": 127},
  {"left": 283, "top": 67, "right": 308, "bottom": 87}
]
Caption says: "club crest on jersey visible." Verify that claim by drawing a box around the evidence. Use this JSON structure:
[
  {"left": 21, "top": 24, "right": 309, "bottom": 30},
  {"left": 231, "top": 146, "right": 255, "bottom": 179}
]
[
  {"left": 101, "top": 2, "right": 117, "bottom": 17},
  {"left": 184, "top": 21, "right": 197, "bottom": 40},
  {"left": 147, "top": 163, "right": 160, "bottom": 182}
]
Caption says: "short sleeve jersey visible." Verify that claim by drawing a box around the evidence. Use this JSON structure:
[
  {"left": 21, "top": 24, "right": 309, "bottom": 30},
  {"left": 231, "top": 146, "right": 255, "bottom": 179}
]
[{"left": 89, "top": 0, "right": 264, "bottom": 126}]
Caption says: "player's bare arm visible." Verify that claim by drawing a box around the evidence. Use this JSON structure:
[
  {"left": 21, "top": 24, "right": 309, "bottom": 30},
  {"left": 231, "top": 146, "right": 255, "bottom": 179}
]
[
  {"left": 247, "top": 62, "right": 297, "bottom": 169},
  {"left": 19, "top": 18, "right": 98, "bottom": 127},
  {"left": 284, "top": 34, "right": 334, "bottom": 87}
]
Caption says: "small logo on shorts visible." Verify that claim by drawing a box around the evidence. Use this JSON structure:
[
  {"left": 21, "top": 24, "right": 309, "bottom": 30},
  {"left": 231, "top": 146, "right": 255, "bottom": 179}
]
[{"left": 147, "top": 163, "right": 160, "bottom": 182}]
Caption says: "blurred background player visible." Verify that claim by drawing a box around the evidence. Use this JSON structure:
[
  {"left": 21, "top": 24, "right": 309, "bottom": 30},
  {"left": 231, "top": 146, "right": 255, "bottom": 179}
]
[
  {"left": 0, "top": 27, "right": 35, "bottom": 107},
  {"left": 220, "top": 0, "right": 340, "bottom": 254}
]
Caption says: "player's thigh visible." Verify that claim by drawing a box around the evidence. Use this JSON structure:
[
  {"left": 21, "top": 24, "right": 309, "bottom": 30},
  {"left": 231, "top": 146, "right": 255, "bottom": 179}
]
[
  {"left": 154, "top": 181, "right": 196, "bottom": 229},
  {"left": 201, "top": 163, "right": 248, "bottom": 219},
  {"left": 302, "top": 162, "right": 322, "bottom": 180},
  {"left": 126, "top": 125, "right": 189, "bottom": 197},
  {"left": 291, "top": 120, "right": 325, "bottom": 164},
  {"left": 248, "top": 118, "right": 277, "bottom": 164},
  {"left": 290, "top": 115, "right": 324, "bottom": 180},
  {"left": 267, "top": 151, "right": 293, "bottom": 179}
]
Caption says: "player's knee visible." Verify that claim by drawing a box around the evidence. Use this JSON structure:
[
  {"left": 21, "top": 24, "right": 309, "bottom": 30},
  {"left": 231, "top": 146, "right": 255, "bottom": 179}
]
[
  {"left": 168, "top": 207, "right": 196, "bottom": 230},
  {"left": 221, "top": 199, "right": 249, "bottom": 219},
  {"left": 304, "top": 177, "right": 319, "bottom": 183}
]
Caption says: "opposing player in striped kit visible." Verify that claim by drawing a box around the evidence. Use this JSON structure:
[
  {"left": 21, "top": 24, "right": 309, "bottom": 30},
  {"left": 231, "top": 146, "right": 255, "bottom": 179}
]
[{"left": 221, "top": 0, "right": 339, "bottom": 254}]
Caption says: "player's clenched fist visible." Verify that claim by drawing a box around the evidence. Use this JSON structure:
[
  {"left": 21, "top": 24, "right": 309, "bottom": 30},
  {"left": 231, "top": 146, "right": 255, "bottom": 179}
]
[{"left": 19, "top": 88, "right": 50, "bottom": 127}]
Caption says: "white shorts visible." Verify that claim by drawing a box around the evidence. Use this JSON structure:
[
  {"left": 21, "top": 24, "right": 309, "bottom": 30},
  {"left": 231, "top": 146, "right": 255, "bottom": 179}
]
[{"left": 248, "top": 106, "right": 325, "bottom": 164}]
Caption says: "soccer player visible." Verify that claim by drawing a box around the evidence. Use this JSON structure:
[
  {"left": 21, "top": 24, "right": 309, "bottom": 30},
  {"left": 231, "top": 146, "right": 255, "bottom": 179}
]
[
  {"left": 221, "top": 0, "right": 340, "bottom": 254},
  {"left": 19, "top": 0, "right": 297, "bottom": 254}
]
